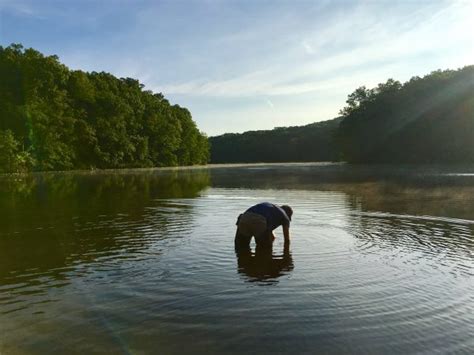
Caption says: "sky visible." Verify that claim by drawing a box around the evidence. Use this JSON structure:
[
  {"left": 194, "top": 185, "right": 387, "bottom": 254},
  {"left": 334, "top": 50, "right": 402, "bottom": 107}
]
[{"left": 0, "top": 0, "right": 473, "bottom": 136}]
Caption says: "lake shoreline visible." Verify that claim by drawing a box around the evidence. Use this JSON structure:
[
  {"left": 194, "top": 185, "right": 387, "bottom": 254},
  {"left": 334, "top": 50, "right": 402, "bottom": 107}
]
[
  {"left": 4, "top": 161, "right": 474, "bottom": 177},
  {"left": 0, "top": 162, "right": 344, "bottom": 176}
]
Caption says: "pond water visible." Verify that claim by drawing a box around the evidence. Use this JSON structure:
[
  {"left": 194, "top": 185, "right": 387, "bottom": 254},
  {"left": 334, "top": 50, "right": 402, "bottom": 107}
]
[{"left": 0, "top": 163, "right": 473, "bottom": 354}]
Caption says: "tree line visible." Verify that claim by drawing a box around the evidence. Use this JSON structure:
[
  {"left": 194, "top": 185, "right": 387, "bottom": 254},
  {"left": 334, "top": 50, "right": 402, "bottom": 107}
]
[
  {"left": 210, "top": 65, "right": 473, "bottom": 164},
  {"left": 1, "top": 44, "right": 471, "bottom": 171},
  {"left": 337, "top": 66, "right": 473, "bottom": 163},
  {"left": 209, "top": 118, "right": 341, "bottom": 163},
  {"left": 0, "top": 44, "right": 209, "bottom": 173}
]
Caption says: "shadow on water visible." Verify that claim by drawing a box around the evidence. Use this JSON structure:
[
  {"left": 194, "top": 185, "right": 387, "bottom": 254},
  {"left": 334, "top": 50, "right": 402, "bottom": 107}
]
[
  {"left": 235, "top": 242, "right": 294, "bottom": 284},
  {"left": 0, "top": 169, "right": 210, "bottom": 300}
]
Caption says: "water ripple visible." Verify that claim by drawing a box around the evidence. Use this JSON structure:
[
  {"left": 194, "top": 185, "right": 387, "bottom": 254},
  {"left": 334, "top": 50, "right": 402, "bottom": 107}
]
[{"left": 1, "top": 171, "right": 474, "bottom": 354}]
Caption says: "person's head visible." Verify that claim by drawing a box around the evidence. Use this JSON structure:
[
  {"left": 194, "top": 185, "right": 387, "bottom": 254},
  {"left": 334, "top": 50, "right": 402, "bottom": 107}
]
[{"left": 281, "top": 205, "right": 293, "bottom": 221}]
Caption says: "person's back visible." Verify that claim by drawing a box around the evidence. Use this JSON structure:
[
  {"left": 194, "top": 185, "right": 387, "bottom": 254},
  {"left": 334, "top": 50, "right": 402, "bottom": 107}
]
[
  {"left": 246, "top": 202, "right": 291, "bottom": 231},
  {"left": 235, "top": 202, "right": 293, "bottom": 248}
]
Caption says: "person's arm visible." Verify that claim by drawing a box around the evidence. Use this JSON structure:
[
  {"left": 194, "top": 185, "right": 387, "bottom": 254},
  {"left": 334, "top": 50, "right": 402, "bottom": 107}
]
[{"left": 282, "top": 224, "right": 290, "bottom": 241}]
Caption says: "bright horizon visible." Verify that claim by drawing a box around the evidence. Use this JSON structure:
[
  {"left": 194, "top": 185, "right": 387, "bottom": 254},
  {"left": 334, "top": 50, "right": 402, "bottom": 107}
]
[{"left": 1, "top": 0, "right": 473, "bottom": 136}]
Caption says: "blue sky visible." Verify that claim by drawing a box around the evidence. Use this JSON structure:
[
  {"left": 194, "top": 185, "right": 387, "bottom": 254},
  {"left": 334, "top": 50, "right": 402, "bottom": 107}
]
[{"left": 1, "top": 0, "right": 472, "bottom": 136}]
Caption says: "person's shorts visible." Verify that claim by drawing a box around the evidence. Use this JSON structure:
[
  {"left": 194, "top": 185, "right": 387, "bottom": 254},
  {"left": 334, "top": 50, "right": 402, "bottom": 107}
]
[{"left": 237, "top": 212, "right": 267, "bottom": 237}]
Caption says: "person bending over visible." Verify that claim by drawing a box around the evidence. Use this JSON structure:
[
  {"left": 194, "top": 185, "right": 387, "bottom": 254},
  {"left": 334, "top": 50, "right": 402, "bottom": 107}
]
[{"left": 235, "top": 202, "right": 293, "bottom": 248}]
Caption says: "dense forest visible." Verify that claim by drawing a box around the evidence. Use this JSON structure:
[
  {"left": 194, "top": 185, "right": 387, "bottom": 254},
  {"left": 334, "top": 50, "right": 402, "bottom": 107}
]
[
  {"left": 0, "top": 44, "right": 209, "bottom": 173},
  {"left": 337, "top": 66, "right": 474, "bottom": 163},
  {"left": 209, "top": 118, "right": 341, "bottom": 163},
  {"left": 210, "top": 66, "right": 473, "bottom": 164}
]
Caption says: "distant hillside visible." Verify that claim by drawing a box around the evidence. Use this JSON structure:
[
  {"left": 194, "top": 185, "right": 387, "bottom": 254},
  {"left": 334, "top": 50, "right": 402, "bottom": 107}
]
[{"left": 209, "top": 117, "right": 342, "bottom": 163}]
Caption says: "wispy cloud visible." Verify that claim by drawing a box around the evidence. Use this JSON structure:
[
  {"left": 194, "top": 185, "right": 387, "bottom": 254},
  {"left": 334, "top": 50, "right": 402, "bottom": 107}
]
[
  {"left": 151, "top": 0, "right": 472, "bottom": 102},
  {"left": 301, "top": 40, "right": 315, "bottom": 55},
  {"left": 266, "top": 99, "right": 275, "bottom": 109},
  {"left": 0, "top": 0, "right": 39, "bottom": 18}
]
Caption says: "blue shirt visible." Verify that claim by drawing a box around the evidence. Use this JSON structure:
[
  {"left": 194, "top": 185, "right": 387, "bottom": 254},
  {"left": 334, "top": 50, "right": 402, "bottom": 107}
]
[{"left": 246, "top": 202, "right": 290, "bottom": 231}]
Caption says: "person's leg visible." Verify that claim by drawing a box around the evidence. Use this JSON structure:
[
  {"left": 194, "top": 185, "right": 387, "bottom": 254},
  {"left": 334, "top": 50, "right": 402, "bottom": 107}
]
[
  {"left": 254, "top": 230, "right": 273, "bottom": 248},
  {"left": 235, "top": 229, "right": 252, "bottom": 248},
  {"left": 235, "top": 212, "right": 260, "bottom": 248}
]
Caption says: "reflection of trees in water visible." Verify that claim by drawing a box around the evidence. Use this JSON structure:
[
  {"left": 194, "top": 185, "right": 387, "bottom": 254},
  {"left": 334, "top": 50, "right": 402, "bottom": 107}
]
[
  {"left": 235, "top": 242, "right": 294, "bottom": 284},
  {"left": 343, "top": 182, "right": 474, "bottom": 221},
  {"left": 0, "top": 170, "right": 210, "bottom": 293},
  {"left": 0, "top": 169, "right": 210, "bottom": 220},
  {"left": 211, "top": 164, "right": 474, "bottom": 220}
]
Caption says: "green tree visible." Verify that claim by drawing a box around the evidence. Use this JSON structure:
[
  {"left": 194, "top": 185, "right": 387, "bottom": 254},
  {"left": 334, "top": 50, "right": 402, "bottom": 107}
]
[
  {"left": 337, "top": 66, "right": 474, "bottom": 163},
  {"left": 0, "top": 130, "right": 34, "bottom": 173},
  {"left": 0, "top": 44, "right": 209, "bottom": 172},
  {"left": 209, "top": 118, "right": 341, "bottom": 163}
]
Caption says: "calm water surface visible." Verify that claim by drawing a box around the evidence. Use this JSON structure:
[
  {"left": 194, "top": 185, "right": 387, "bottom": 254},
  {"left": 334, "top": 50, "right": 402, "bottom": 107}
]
[{"left": 1, "top": 164, "right": 473, "bottom": 354}]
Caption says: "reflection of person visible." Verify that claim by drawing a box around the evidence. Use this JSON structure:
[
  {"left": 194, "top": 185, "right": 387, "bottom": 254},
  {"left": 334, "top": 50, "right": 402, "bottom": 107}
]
[
  {"left": 235, "top": 202, "right": 293, "bottom": 248},
  {"left": 235, "top": 240, "right": 294, "bottom": 281}
]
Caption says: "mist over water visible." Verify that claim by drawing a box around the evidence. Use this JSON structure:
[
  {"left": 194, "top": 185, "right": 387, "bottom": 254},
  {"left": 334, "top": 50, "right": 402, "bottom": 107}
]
[{"left": 1, "top": 164, "right": 473, "bottom": 354}]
